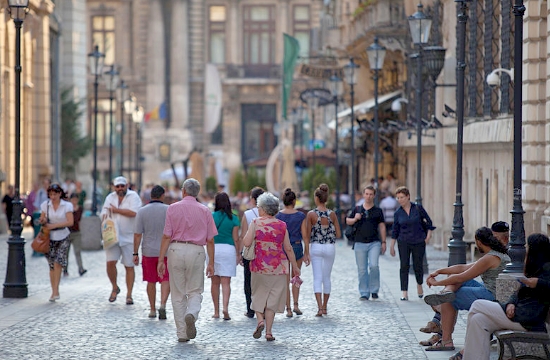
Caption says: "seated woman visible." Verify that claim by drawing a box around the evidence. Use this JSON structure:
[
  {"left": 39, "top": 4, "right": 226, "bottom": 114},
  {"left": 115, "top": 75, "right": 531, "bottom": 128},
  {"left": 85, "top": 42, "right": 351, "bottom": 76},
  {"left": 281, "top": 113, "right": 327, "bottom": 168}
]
[
  {"left": 422, "top": 227, "right": 510, "bottom": 351},
  {"left": 460, "top": 233, "right": 550, "bottom": 360}
]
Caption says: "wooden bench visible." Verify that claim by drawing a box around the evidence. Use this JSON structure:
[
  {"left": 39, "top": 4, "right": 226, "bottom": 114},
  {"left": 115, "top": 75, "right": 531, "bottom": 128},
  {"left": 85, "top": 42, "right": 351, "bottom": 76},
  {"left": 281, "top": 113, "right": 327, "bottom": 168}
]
[{"left": 494, "top": 329, "right": 550, "bottom": 360}]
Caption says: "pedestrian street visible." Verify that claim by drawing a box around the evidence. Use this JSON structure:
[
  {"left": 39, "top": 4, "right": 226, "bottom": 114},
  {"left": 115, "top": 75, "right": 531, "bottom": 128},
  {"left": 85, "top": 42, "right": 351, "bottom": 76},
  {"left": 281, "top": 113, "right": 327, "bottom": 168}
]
[{"left": 0, "top": 229, "right": 490, "bottom": 359}]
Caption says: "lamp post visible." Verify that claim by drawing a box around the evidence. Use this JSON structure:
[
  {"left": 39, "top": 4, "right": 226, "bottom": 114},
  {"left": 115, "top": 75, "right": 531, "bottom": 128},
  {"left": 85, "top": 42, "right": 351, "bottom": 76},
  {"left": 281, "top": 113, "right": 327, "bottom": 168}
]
[
  {"left": 4, "top": 0, "right": 29, "bottom": 298},
  {"left": 408, "top": 3, "right": 432, "bottom": 206},
  {"left": 116, "top": 80, "right": 129, "bottom": 177},
  {"left": 366, "top": 37, "right": 387, "bottom": 205},
  {"left": 124, "top": 95, "right": 137, "bottom": 183},
  {"left": 306, "top": 97, "right": 319, "bottom": 172},
  {"left": 329, "top": 75, "right": 344, "bottom": 220},
  {"left": 104, "top": 65, "right": 120, "bottom": 184},
  {"left": 132, "top": 105, "right": 144, "bottom": 193},
  {"left": 447, "top": 0, "right": 469, "bottom": 266},
  {"left": 505, "top": 0, "right": 526, "bottom": 272},
  {"left": 88, "top": 45, "right": 105, "bottom": 215},
  {"left": 344, "top": 58, "right": 359, "bottom": 196}
]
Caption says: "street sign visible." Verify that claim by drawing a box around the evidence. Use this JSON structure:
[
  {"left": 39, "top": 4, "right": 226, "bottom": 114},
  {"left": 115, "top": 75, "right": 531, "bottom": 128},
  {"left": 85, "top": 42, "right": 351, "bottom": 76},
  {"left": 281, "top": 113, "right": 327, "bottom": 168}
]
[{"left": 308, "top": 139, "right": 326, "bottom": 150}]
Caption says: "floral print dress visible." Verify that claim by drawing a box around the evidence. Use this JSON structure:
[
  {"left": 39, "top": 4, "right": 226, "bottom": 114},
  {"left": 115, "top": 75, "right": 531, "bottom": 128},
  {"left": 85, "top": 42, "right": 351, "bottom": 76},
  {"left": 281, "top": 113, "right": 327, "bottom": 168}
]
[{"left": 249, "top": 217, "right": 289, "bottom": 275}]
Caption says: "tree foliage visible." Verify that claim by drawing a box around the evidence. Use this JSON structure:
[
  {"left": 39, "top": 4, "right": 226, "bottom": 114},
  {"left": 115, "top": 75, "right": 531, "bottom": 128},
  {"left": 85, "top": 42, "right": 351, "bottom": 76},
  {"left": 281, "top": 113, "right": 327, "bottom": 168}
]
[
  {"left": 302, "top": 164, "right": 336, "bottom": 209},
  {"left": 205, "top": 176, "right": 217, "bottom": 193},
  {"left": 61, "top": 88, "right": 92, "bottom": 177}
]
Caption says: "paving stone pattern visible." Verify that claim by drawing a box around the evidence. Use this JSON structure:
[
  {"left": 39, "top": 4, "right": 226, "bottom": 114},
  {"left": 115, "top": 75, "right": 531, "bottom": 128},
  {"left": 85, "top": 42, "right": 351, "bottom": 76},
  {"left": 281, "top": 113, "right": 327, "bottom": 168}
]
[{"left": 0, "top": 229, "right": 494, "bottom": 359}]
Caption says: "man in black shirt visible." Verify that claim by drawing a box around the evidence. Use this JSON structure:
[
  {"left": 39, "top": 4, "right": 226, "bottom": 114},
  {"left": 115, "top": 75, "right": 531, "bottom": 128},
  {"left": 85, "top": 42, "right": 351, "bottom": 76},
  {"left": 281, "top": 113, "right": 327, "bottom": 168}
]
[
  {"left": 346, "top": 185, "right": 386, "bottom": 300},
  {"left": 2, "top": 185, "right": 14, "bottom": 228}
]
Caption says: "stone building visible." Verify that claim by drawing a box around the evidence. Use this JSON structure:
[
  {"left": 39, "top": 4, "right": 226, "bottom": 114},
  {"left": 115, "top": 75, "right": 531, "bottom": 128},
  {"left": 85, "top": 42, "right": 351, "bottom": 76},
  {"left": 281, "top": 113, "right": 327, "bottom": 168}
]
[
  {"left": 324, "top": 0, "right": 547, "bottom": 248},
  {"left": 0, "top": 0, "right": 54, "bottom": 195},
  {"left": 83, "top": 0, "right": 323, "bottom": 192}
]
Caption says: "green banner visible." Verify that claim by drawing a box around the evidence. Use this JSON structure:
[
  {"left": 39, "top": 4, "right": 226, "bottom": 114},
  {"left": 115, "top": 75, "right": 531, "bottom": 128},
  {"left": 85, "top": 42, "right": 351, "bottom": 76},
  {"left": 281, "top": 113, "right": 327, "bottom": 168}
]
[{"left": 282, "top": 34, "right": 300, "bottom": 120}]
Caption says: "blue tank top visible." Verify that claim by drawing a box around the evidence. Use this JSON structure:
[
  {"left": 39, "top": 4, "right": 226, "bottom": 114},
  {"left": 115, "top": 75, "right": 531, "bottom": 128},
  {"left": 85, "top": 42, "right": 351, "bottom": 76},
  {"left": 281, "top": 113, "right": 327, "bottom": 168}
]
[{"left": 276, "top": 212, "right": 306, "bottom": 245}]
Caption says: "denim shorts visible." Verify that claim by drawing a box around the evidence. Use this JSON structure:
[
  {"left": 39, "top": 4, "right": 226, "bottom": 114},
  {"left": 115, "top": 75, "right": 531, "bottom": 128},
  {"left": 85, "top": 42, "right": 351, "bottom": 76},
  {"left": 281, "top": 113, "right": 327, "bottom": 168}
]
[
  {"left": 452, "top": 279, "right": 495, "bottom": 310},
  {"left": 292, "top": 242, "right": 304, "bottom": 261}
]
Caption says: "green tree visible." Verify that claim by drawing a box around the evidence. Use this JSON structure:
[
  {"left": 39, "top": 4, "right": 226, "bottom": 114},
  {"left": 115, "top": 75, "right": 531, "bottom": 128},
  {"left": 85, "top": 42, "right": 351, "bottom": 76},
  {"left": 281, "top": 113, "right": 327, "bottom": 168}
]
[
  {"left": 230, "top": 169, "right": 246, "bottom": 194},
  {"left": 205, "top": 176, "right": 217, "bottom": 193},
  {"left": 302, "top": 165, "right": 336, "bottom": 209},
  {"left": 245, "top": 166, "right": 266, "bottom": 191},
  {"left": 61, "top": 88, "right": 92, "bottom": 177}
]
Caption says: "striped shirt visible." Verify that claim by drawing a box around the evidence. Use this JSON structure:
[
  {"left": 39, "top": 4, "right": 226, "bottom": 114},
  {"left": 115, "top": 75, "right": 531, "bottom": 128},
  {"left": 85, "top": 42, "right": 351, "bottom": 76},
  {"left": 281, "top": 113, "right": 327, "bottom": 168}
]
[{"left": 163, "top": 196, "right": 218, "bottom": 245}]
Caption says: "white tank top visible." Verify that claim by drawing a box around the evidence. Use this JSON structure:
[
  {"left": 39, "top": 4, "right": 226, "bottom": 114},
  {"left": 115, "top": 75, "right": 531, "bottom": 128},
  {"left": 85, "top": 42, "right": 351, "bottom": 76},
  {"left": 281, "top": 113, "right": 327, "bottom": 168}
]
[{"left": 244, "top": 208, "right": 259, "bottom": 225}]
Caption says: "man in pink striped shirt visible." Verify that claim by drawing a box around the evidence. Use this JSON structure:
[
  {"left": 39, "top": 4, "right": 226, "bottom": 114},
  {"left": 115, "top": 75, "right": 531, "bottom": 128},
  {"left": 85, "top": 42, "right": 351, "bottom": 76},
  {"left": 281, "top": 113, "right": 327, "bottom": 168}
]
[{"left": 158, "top": 178, "right": 217, "bottom": 342}]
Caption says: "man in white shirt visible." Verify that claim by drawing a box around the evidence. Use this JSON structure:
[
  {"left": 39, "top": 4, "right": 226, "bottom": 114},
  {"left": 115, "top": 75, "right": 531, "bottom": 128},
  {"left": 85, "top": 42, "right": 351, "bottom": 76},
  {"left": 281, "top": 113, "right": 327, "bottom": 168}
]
[
  {"left": 379, "top": 191, "right": 400, "bottom": 238},
  {"left": 101, "top": 176, "right": 142, "bottom": 305}
]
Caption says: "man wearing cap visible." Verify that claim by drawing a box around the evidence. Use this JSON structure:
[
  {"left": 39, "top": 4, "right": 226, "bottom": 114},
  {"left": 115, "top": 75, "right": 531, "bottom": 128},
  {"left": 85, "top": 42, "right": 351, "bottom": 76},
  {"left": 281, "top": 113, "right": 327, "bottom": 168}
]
[
  {"left": 157, "top": 178, "right": 217, "bottom": 342},
  {"left": 133, "top": 185, "right": 170, "bottom": 319},
  {"left": 491, "top": 221, "right": 510, "bottom": 247},
  {"left": 101, "top": 176, "right": 142, "bottom": 305}
]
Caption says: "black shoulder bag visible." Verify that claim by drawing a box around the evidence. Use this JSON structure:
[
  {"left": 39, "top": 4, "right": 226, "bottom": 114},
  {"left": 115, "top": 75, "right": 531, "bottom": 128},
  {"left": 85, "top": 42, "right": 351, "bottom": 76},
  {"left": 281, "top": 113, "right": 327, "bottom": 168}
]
[{"left": 344, "top": 206, "right": 362, "bottom": 242}]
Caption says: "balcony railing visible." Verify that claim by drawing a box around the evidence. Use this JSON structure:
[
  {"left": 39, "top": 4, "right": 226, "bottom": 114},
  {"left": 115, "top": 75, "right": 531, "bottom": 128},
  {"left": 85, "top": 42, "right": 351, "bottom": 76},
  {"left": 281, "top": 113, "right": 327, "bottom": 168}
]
[{"left": 225, "top": 64, "right": 282, "bottom": 79}]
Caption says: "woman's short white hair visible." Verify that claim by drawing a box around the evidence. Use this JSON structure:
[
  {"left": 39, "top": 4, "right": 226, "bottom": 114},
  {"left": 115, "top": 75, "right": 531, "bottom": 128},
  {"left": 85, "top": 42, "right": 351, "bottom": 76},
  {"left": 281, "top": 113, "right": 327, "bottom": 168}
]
[{"left": 257, "top": 192, "right": 280, "bottom": 216}]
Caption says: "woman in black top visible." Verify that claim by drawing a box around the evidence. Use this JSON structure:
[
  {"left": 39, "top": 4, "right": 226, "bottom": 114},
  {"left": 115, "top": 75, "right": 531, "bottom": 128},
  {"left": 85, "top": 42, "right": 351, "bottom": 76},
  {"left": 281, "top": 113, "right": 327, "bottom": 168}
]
[
  {"left": 389, "top": 186, "right": 435, "bottom": 301},
  {"left": 461, "top": 233, "right": 550, "bottom": 360}
]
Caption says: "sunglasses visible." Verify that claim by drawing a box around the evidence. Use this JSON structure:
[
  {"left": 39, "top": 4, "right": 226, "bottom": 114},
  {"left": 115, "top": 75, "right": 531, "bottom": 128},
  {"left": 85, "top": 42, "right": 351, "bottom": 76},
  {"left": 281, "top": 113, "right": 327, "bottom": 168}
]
[
  {"left": 115, "top": 185, "right": 126, "bottom": 188},
  {"left": 48, "top": 184, "right": 62, "bottom": 192}
]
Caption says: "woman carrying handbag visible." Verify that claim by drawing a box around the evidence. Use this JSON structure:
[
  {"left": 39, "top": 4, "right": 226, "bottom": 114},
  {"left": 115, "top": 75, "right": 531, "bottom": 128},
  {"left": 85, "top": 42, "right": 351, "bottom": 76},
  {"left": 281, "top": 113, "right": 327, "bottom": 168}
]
[{"left": 39, "top": 184, "right": 73, "bottom": 302}]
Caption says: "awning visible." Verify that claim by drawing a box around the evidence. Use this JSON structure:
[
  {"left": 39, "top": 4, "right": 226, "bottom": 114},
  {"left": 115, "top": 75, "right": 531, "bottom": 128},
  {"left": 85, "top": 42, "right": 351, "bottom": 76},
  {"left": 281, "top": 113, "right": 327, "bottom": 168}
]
[{"left": 328, "top": 90, "right": 402, "bottom": 130}]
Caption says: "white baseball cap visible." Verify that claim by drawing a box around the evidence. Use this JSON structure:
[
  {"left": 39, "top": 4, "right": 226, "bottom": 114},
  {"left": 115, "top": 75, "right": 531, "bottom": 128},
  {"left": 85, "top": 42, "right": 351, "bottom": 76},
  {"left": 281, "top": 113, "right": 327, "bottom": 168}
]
[{"left": 113, "top": 176, "right": 127, "bottom": 186}]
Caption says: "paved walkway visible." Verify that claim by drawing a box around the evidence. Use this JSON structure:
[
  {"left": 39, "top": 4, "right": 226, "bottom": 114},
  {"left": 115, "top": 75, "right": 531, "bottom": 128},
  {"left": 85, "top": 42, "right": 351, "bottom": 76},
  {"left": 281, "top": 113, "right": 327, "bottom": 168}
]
[{"left": 0, "top": 228, "right": 496, "bottom": 359}]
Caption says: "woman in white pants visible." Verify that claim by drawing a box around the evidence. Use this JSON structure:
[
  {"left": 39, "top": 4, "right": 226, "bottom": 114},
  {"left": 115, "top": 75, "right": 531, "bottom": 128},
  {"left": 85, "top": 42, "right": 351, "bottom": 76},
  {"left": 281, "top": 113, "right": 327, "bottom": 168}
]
[
  {"left": 460, "top": 233, "right": 550, "bottom": 360},
  {"left": 306, "top": 184, "right": 341, "bottom": 317}
]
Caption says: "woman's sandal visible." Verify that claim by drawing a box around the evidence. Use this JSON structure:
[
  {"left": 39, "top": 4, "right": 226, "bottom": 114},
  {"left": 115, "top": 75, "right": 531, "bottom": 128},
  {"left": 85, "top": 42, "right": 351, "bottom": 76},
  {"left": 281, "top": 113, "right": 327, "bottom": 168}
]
[
  {"left": 286, "top": 308, "right": 293, "bottom": 318},
  {"left": 315, "top": 308, "right": 323, "bottom": 317},
  {"left": 126, "top": 297, "right": 134, "bottom": 305},
  {"left": 425, "top": 339, "right": 455, "bottom": 351},
  {"left": 265, "top": 333, "right": 275, "bottom": 341},
  {"left": 253, "top": 320, "right": 265, "bottom": 339},
  {"left": 322, "top": 308, "right": 327, "bottom": 315},
  {"left": 223, "top": 310, "right": 231, "bottom": 320},
  {"left": 449, "top": 350, "right": 463, "bottom": 360},
  {"left": 108, "top": 287, "right": 120, "bottom": 302},
  {"left": 293, "top": 302, "right": 303, "bottom": 315}
]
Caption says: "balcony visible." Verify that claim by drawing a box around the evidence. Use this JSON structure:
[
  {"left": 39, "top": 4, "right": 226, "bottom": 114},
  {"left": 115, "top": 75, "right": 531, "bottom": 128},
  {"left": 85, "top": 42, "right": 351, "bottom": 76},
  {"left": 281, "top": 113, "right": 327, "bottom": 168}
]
[
  {"left": 350, "top": 0, "right": 408, "bottom": 42},
  {"left": 225, "top": 64, "right": 282, "bottom": 79}
]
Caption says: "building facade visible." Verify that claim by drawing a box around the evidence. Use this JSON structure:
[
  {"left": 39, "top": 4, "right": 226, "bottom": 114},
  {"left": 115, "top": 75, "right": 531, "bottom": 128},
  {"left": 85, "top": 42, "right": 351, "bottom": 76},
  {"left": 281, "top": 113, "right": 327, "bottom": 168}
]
[
  {"left": 84, "top": 0, "right": 323, "bottom": 193},
  {"left": 0, "top": 0, "right": 54, "bottom": 194},
  {"left": 323, "top": 0, "right": 548, "bottom": 248}
]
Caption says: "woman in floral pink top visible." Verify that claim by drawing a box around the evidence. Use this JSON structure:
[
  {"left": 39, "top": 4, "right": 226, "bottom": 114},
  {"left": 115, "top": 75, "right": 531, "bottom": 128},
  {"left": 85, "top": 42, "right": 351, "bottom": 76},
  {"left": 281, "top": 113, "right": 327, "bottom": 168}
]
[{"left": 243, "top": 192, "right": 300, "bottom": 342}]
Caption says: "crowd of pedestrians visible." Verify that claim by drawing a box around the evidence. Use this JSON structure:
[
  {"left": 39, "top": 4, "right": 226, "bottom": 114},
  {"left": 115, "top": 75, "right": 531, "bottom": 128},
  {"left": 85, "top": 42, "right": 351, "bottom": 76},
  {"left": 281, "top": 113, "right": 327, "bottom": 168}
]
[{"left": 20, "top": 172, "right": 550, "bottom": 358}]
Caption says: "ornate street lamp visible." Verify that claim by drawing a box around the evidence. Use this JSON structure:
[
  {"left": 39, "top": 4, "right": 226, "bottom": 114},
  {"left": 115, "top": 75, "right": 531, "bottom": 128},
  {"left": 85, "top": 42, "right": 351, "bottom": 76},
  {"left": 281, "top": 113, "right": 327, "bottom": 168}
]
[
  {"left": 4, "top": 0, "right": 29, "bottom": 298},
  {"left": 124, "top": 95, "right": 137, "bottom": 184},
  {"left": 132, "top": 105, "right": 144, "bottom": 193},
  {"left": 306, "top": 96, "right": 319, "bottom": 172},
  {"left": 506, "top": 0, "right": 526, "bottom": 272},
  {"left": 343, "top": 58, "right": 359, "bottom": 196},
  {"left": 366, "top": 37, "right": 387, "bottom": 205},
  {"left": 88, "top": 46, "right": 105, "bottom": 214},
  {"left": 408, "top": 3, "right": 432, "bottom": 206},
  {"left": 447, "top": 0, "right": 470, "bottom": 266},
  {"left": 329, "top": 75, "right": 344, "bottom": 220},
  {"left": 104, "top": 65, "right": 120, "bottom": 184},
  {"left": 116, "top": 80, "right": 129, "bottom": 176}
]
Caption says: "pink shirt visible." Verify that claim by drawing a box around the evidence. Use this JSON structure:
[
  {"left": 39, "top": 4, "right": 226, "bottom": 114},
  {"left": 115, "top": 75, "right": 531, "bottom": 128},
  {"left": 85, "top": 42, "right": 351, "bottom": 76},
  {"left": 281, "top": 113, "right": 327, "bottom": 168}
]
[{"left": 163, "top": 196, "right": 218, "bottom": 245}]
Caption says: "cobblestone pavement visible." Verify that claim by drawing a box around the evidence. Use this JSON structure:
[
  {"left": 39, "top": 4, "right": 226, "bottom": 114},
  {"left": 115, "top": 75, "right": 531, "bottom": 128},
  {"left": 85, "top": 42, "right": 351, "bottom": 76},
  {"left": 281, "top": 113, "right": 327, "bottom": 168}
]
[{"left": 0, "top": 229, "right": 496, "bottom": 359}]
